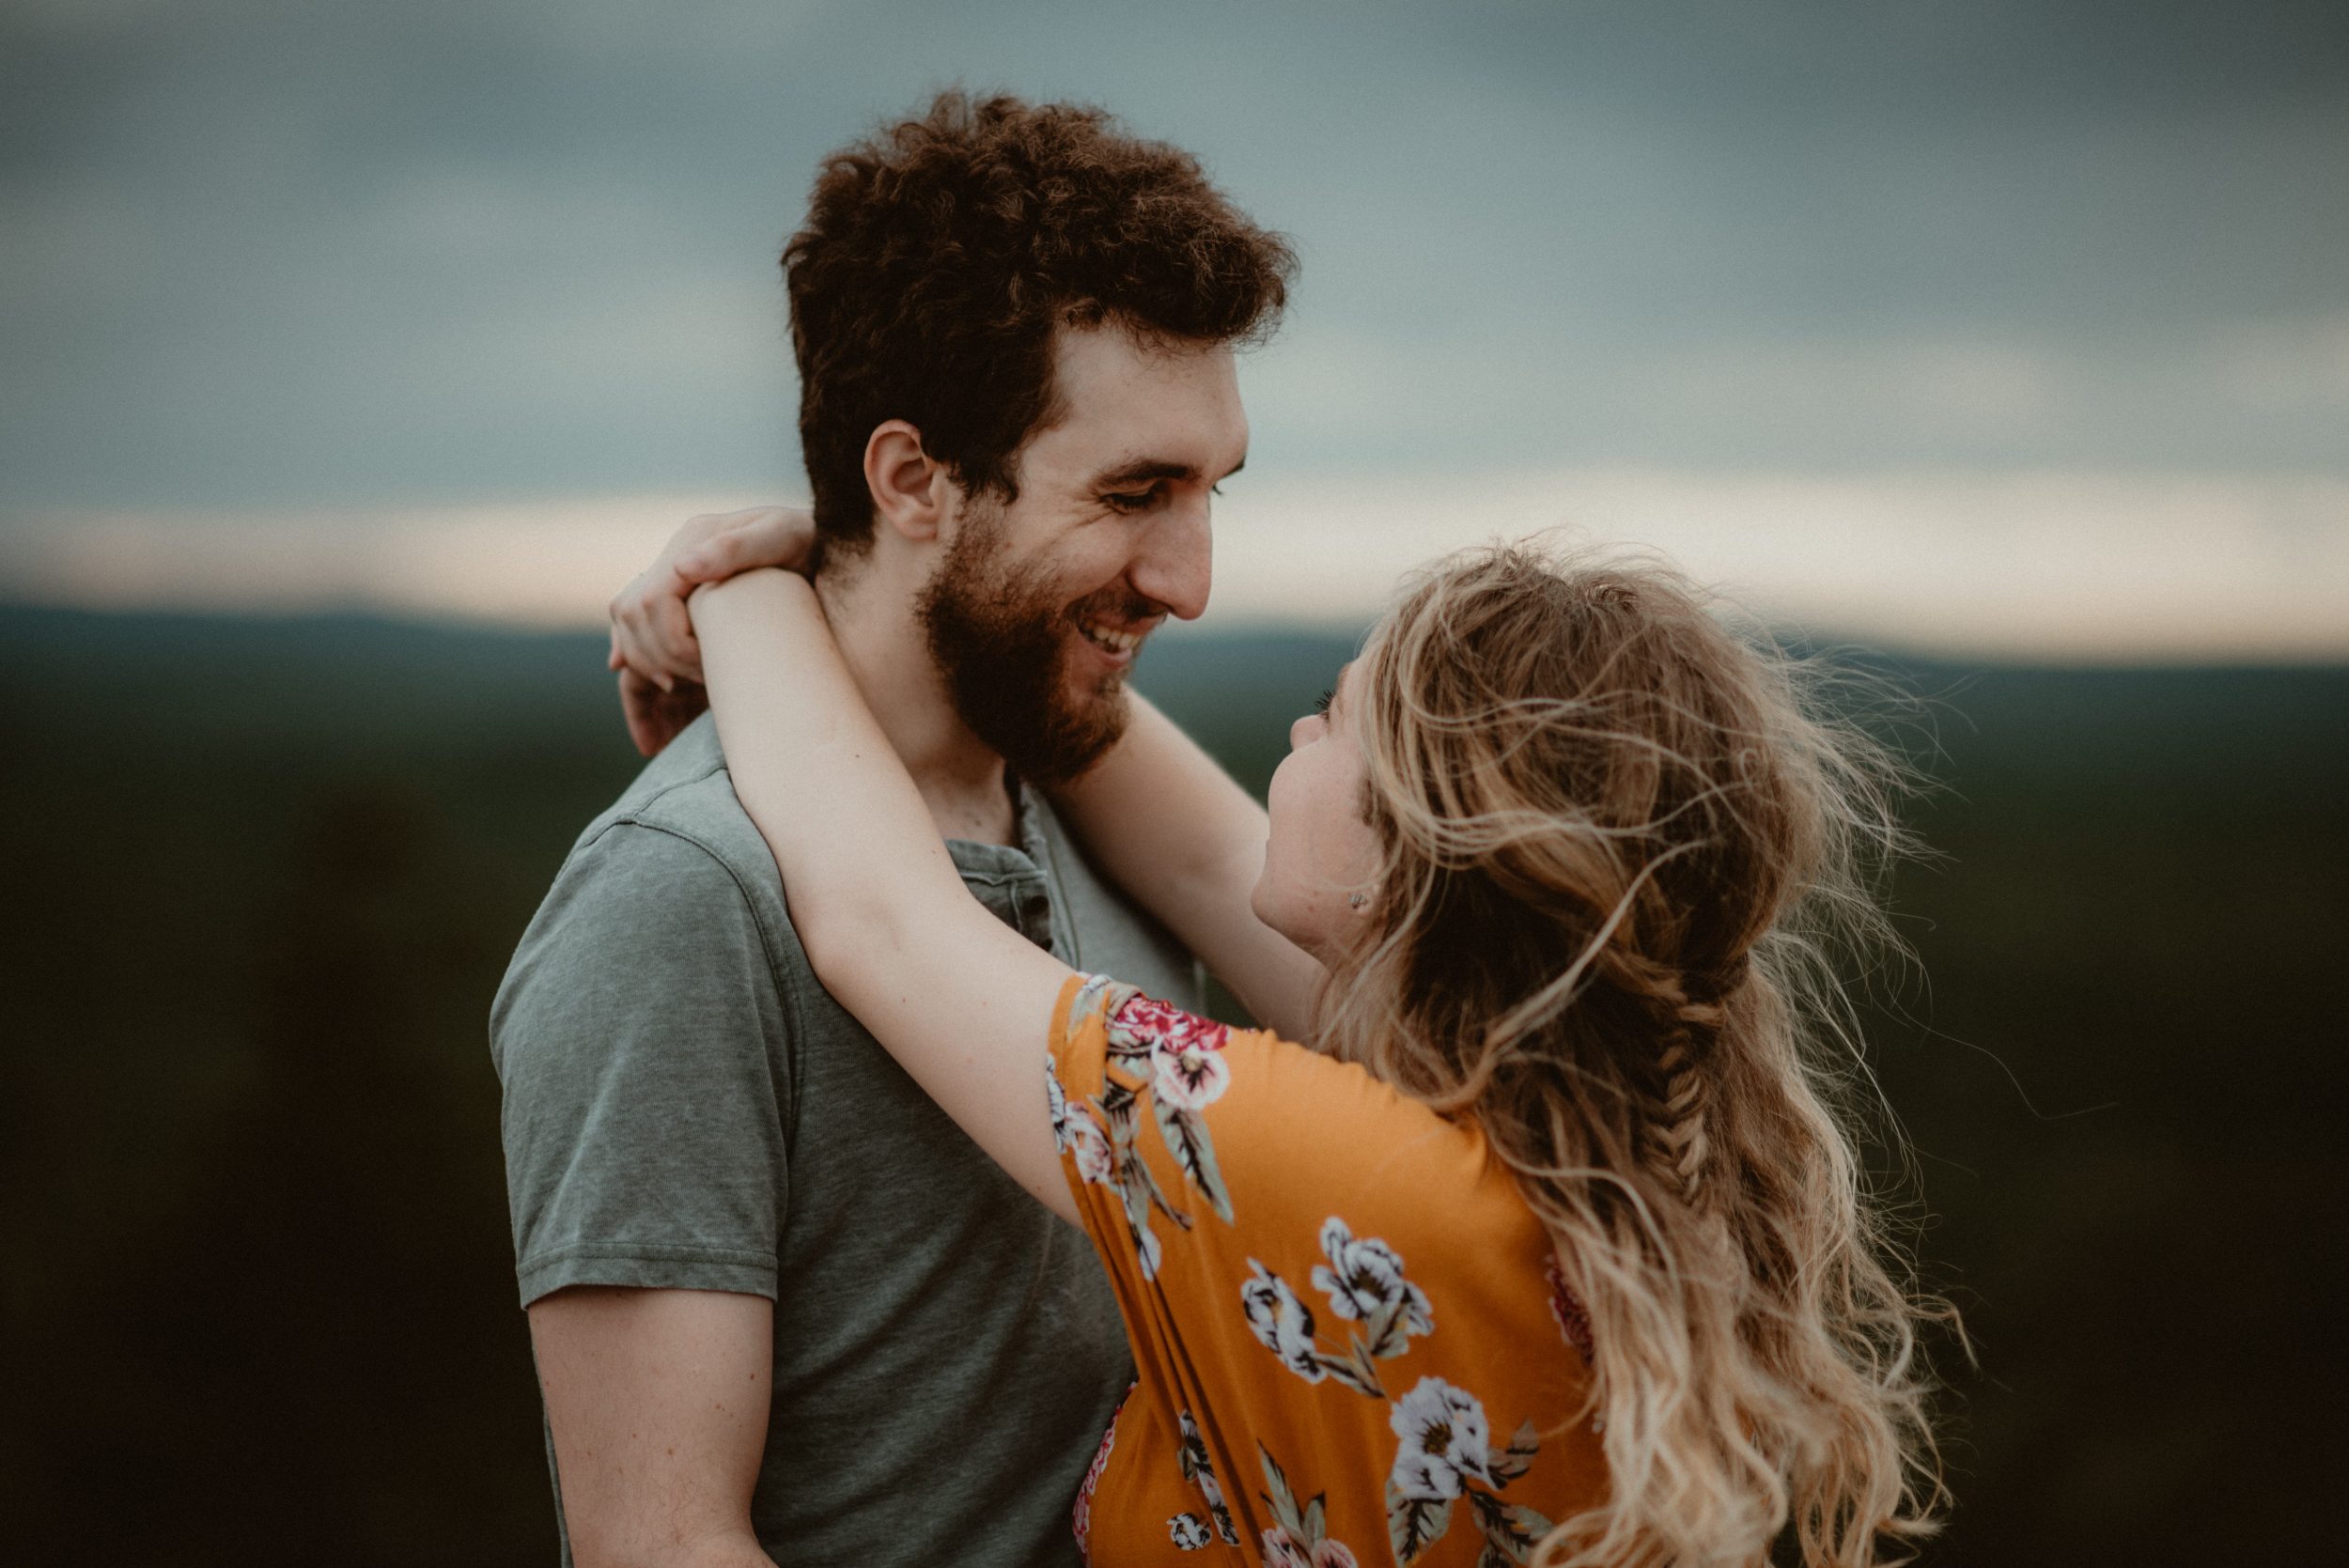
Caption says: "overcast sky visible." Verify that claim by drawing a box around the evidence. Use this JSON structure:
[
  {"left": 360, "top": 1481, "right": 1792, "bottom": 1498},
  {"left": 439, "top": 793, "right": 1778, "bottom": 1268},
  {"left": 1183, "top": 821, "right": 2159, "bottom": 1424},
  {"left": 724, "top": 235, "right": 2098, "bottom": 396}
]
[{"left": 4, "top": 0, "right": 2345, "bottom": 655}]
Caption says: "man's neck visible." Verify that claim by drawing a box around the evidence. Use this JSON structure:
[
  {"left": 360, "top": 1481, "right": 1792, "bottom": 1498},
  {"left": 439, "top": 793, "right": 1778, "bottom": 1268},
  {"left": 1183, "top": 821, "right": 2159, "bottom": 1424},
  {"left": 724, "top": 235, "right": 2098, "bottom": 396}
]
[{"left": 814, "top": 560, "right": 1019, "bottom": 847}]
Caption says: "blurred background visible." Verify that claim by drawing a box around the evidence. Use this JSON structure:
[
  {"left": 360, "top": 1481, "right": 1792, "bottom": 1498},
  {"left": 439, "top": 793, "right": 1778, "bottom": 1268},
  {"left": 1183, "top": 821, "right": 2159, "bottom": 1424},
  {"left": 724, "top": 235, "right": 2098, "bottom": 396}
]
[{"left": 3, "top": 2, "right": 2343, "bottom": 1562}]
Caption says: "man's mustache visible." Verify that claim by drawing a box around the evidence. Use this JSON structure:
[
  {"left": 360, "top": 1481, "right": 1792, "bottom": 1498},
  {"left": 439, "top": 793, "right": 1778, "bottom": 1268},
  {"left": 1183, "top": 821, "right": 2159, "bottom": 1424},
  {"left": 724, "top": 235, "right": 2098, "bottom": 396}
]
[{"left": 1066, "top": 586, "right": 1168, "bottom": 627}]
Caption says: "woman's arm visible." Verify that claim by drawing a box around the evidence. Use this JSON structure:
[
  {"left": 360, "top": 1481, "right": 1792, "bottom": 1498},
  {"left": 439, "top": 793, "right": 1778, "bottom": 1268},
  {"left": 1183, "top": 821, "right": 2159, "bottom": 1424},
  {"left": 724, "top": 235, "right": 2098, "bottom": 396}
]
[
  {"left": 1048, "top": 698, "right": 1323, "bottom": 1042},
  {"left": 692, "top": 570, "right": 1080, "bottom": 1222},
  {"left": 603, "top": 505, "right": 1321, "bottom": 1037}
]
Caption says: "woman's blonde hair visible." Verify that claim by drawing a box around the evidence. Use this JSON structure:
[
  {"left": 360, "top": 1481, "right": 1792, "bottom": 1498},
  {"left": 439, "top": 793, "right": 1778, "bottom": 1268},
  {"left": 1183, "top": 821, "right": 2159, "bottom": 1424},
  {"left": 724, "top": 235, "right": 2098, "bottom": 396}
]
[{"left": 1318, "top": 542, "right": 1950, "bottom": 1568}]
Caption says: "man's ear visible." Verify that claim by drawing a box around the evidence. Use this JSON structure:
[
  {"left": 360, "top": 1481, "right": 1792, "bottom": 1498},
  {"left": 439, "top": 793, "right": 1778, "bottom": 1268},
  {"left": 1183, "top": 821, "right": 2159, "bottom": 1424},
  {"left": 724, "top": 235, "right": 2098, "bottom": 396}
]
[{"left": 863, "top": 421, "right": 952, "bottom": 543}]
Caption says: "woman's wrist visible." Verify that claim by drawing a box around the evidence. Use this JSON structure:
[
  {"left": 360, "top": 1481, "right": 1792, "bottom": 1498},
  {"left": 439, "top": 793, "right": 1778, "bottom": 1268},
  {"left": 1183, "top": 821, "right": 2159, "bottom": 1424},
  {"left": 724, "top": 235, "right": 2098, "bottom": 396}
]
[{"left": 690, "top": 567, "right": 816, "bottom": 635}]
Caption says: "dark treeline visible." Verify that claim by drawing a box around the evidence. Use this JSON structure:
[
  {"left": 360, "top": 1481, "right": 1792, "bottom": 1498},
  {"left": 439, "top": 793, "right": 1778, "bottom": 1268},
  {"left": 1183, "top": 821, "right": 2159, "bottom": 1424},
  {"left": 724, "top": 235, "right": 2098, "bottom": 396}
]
[{"left": 2, "top": 604, "right": 2341, "bottom": 1564}]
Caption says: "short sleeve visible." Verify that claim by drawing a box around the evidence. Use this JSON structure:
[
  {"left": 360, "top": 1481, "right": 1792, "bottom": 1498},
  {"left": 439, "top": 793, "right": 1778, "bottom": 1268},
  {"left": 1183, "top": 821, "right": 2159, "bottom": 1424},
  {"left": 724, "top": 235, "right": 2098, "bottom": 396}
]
[
  {"left": 491, "top": 821, "right": 793, "bottom": 1306},
  {"left": 1046, "top": 977, "right": 1607, "bottom": 1561},
  {"left": 1046, "top": 971, "right": 1501, "bottom": 1365}
]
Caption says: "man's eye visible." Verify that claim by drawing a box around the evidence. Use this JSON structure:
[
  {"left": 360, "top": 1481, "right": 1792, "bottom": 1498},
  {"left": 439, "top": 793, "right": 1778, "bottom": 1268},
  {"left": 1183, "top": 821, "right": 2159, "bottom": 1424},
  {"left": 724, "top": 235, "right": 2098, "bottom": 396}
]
[{"left": 1104, "top": 489, "right": 1158, "bottom": 514}]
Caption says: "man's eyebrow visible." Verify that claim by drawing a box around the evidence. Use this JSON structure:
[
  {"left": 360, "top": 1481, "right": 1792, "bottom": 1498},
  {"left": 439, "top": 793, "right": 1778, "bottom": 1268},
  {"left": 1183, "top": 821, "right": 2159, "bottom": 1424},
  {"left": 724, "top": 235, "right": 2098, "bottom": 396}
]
[
  {"left": 1091, "top": 455, "right": 1248, "bottom": 489},
  {"left": 1092, "top": 458, "right": 1195, "bottom": 488}
]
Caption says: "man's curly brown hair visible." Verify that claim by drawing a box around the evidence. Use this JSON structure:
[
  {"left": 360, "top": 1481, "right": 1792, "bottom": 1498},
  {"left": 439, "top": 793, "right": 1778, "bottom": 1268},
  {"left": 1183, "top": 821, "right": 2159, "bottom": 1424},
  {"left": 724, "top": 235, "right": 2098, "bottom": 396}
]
[{"left": 783, "top": 90, "right": 1296, "bottom": 560}]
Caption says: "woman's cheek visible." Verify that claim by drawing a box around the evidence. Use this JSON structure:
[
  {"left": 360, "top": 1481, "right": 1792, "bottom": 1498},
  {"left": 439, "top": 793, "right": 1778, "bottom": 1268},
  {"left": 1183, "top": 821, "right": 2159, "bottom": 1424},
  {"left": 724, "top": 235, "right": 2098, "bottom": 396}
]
[{"left": 1254, "top": 753, "right": 1320, "bottom": 948}]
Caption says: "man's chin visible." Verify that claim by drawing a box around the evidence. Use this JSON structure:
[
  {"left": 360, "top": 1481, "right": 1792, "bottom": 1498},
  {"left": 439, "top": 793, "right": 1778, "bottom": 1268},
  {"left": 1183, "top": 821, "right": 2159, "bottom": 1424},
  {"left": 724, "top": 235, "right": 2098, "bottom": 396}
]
[{"left": 1015, "top": 680, "right": 1130, "bottom": 784}]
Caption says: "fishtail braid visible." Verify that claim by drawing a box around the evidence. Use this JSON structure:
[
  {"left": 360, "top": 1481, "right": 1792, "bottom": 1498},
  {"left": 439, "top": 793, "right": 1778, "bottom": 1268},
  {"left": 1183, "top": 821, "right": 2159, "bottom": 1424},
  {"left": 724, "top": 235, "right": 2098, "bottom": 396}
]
[{"left": 1640, "top": 955, "right": 1750, "bottom": 1207}]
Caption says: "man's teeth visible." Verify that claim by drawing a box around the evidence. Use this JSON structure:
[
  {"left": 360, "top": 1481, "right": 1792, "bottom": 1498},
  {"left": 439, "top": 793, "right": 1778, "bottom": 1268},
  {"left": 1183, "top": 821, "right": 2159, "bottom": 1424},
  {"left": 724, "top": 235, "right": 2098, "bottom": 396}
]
[{"left": 1082, "top": 622, "right": 1143, "bottom": 654}]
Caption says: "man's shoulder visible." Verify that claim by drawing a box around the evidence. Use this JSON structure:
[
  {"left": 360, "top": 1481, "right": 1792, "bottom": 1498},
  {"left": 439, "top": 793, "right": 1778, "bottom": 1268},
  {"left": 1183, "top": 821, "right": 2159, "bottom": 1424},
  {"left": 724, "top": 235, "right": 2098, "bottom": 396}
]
[
  {"left": 570, "top": 713, "right": 782, "bottom": 900},
  {"left": 491, "top": 716, "right": 804, "bottom": 1058}
]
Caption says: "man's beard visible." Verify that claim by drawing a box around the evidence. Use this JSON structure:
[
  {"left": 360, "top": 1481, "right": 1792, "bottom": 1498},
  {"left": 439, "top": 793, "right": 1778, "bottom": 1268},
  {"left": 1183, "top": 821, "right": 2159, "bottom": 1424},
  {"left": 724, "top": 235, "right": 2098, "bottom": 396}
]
[{"left": 915, "top": 502, "right": 1141, "bottom": 785}]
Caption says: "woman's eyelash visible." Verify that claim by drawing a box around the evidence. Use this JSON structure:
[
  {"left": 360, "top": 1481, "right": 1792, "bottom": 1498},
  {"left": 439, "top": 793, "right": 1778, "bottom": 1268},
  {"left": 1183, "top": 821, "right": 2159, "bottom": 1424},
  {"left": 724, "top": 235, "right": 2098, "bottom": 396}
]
[{"left": 1314, "top": 689, "right": 1334, "bottom": 717}]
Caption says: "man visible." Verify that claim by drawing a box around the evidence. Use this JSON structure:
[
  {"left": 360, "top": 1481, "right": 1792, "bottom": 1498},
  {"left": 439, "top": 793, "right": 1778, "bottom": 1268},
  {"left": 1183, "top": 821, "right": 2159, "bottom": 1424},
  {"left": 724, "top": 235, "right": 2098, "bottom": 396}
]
[{"left": 490, "top": 92, "right": 1293, "bottom": 1568}]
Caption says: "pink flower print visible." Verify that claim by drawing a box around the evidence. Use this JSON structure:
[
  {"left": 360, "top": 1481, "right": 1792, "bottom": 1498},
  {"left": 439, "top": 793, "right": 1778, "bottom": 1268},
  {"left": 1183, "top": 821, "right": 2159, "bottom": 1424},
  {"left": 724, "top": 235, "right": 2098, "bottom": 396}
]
[
  {"left": 1063, "top": 1103, "right": 1116, "bottom": 1187},
  {"left": 1152, "top": 1039, "right": 1232, "bottom": 1111},
  {"left": 1261, "top": 1525, "right": 1360, "bottom": 1568},
  {"left": 1260, "top": 1526, "right": 1314, "bottom": 1568},
  {"left": 1111, "top": 992, "right": 1231, "bottom": 1055},
  {"left": 1545, "top": 1252, "right": 1595, "bottom": 1362},
  {"left": 1069, "top": 1385, "right": 1129, "bottom": 1557}
]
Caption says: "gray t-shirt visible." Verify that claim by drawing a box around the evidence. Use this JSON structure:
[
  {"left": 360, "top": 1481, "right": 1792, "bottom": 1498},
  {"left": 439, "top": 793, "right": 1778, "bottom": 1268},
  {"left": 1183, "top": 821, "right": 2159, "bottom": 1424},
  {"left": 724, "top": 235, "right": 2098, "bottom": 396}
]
[{"left": 491, "top": 712, "right": 1201, "bottom": 1567}]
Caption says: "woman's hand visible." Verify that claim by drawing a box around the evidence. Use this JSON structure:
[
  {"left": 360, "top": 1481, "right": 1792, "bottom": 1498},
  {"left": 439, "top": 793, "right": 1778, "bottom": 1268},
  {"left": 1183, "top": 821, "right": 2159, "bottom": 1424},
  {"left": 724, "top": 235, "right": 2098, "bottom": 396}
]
[{"left": 607, "top": 506, "right": 817, "bottom": 756}]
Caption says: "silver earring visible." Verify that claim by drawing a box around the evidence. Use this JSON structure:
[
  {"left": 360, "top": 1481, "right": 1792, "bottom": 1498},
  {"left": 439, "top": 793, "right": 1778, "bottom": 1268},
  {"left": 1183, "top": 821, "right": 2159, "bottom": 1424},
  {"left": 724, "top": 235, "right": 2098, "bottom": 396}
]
[{"left": 1347, "top": 893, "right": 1368, "bottom": 908}]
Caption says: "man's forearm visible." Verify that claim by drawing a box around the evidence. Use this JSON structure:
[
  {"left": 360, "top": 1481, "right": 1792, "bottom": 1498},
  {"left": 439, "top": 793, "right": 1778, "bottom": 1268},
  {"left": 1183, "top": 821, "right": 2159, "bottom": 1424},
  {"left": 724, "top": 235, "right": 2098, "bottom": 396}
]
[{"left": 572, "top": 1528, "right": 776, "bottom": 1568}]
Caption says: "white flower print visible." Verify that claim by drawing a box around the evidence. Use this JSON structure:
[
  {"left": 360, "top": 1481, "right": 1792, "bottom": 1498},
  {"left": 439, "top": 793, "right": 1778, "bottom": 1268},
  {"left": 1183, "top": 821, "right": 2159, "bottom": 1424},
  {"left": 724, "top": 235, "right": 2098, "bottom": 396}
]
[
  {"left": 1046, "top": 1060, "right": 1070, "bottom": 1141},
  {"left": 1127, "top": 1199, "right": 1165, "bottom": 1279},
  {"left": 1241, "top": 1260, "right": 1326, "bottom": 1383},
  {"left": 1312, "top": 1217, "right": 1434, "bottom": 1338},
  {"left": 1193, "top": 1459, "right": 1227, "bottom": 1517},
  {"left": 1150, "top": 1038, "right": 1232, "bottom": 1111},
  {"left": 1176, "top": 1410, "right": 1240, "bottom": 1544},
  {"left": 1168, "top": 1514, "right": 1213, "bottom": 1549},
  {"left": 1388, "top": 1376, "right": 1495, "bottom": 1500},
  {"left": 1062, "top": 1101, "right": 1116, "bottom": 1187}
]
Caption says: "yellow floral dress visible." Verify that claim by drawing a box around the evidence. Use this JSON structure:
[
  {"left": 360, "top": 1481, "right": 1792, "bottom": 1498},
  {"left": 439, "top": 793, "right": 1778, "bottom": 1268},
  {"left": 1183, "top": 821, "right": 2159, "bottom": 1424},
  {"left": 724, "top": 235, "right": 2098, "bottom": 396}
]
[{"left": 1047, "top": 974, "right": 1608, "bottom": 1566}]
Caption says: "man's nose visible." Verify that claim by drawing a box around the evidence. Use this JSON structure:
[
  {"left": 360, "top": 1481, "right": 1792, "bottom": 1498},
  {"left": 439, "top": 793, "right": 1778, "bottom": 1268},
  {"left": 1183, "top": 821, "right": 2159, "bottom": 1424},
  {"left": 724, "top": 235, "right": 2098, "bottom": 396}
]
[{"left": 1128, "top": 495, "right": 1213, "bottom": 622}]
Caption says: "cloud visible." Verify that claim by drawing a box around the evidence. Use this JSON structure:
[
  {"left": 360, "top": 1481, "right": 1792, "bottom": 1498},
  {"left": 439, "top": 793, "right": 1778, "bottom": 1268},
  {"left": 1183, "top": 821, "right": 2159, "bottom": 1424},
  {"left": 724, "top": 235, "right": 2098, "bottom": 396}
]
[
  {"left": 1204, "top": 466, "right": 2349, "bottom": 661},
  {"left": 8, "top": 467, "right": 2343, "bottom": 662},
  {"left": 3, "top": 1, "right": 2345, "bottom": 511}
]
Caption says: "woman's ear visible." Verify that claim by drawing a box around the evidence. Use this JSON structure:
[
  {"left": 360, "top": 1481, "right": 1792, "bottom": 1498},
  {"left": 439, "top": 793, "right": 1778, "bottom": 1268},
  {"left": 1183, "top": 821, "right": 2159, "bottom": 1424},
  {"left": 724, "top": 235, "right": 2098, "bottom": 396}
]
[{"left": 863, "top": 420, "right": 951, "bottom": 543}]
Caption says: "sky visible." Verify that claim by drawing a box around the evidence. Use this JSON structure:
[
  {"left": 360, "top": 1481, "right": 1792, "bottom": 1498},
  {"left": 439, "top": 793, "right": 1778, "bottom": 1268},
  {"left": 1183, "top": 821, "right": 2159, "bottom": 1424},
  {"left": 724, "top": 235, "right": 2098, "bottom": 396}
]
[{"left": 3, "top": 0, "right": 2345, "bottom": 658}]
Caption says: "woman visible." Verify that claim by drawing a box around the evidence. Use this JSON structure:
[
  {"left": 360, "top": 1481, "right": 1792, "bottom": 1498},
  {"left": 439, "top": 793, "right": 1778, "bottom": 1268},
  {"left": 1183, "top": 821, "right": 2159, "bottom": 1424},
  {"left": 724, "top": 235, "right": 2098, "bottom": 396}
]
[{"left": 614, "top": 520, "right": 1946, "bottom": 1567}]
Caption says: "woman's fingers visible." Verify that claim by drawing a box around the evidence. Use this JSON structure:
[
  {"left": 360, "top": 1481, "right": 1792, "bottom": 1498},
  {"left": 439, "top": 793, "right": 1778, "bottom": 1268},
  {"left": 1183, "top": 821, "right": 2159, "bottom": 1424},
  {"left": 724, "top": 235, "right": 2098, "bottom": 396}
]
[
  {"left": 651, "top": 584, "right": 703, "bottom": 684},
  {"left": 617, "top": 664, "right": 667, "bottom": 756},
  {"left": 609, "top": 505, "right": 807, "bottom": 745},
  {"left": 609, "top": 577, "right": 676, "bottom": 692}
]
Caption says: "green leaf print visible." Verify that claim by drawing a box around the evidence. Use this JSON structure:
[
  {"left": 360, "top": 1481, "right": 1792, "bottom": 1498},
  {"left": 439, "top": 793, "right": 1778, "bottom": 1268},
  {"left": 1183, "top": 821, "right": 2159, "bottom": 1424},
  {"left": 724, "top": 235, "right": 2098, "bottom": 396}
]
[
  {"left": 1100, "top": 1089, "right": 1190, "bottom": 1233},
  {"left": 1153, "top": 1098, "right": 1235, "bottom": 1223},
  {"left": 1316, "top": 1343, "right": 1387, "bottom": 1399},
  {"left": 1258, "top": 1444, "right": 1305, "bottom": 1541},
  {"left": 1486, "top": 1420, "right": 1541, "bottom": 1486},
  {"left": 1469, "top": 1490, "right": 1554, "bottom": 1563},
  {"left": 1359, "top": 1291, "right": 1412, "bottom": 1360},
  {"left": 1385, "top": 1480, "right": 1455, "bottom": 1564}
]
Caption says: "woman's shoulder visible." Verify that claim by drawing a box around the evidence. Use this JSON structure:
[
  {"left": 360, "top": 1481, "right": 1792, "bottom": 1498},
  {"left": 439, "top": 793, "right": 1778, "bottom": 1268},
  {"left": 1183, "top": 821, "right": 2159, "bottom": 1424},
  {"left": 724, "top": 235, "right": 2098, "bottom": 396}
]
[
  {"left": 1050, "top": 976, "right": 1605, "bottom": 1567},
  {"left": 1051, "top": 975, "right": 1544, "bottom": 1271}
]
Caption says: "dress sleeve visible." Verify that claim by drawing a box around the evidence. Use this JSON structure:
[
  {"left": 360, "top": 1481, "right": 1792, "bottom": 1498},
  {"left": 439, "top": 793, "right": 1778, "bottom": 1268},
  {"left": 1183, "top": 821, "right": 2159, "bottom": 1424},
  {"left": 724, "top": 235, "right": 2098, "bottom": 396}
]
[
  {"left": 1046, "top": 977, "right": 1608, "bottom": 1565},
  {"left": 1046, "top": 973, "right": 1494, "bottom": 1395}
]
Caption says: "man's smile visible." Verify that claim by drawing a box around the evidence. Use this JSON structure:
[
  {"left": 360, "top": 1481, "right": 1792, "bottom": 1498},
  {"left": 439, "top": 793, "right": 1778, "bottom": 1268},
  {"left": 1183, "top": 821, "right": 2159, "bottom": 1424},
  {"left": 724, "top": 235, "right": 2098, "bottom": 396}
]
[{"left": 1073, "top": 603, "right": 1166, "bottom": 667}]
